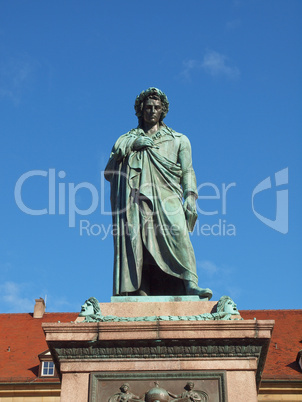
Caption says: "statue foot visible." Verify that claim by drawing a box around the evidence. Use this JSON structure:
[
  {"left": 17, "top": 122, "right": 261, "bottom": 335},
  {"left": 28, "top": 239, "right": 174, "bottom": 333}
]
[
  {"left": 137, "top": 289, "right": 148, "bottom": 296},
  {"left": 185, "top": 282, "right": 213, "bottom": 300}
]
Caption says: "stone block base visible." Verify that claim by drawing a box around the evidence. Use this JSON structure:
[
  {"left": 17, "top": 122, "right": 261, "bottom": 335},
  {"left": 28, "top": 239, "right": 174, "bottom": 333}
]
[{"left": 43, "top": 301, "right": 274, "bottom": 402}]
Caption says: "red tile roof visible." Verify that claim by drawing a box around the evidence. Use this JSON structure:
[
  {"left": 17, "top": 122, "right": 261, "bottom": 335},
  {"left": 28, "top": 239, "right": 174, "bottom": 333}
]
[
  {"left": 0, "top": 312, "right": 77, "bottom": 383},
  {"left": 241, "top": 309, "right": 302, "bottom": 380},
  {"left": 0, "top": 309, "right": 301, "bottom": 383}
]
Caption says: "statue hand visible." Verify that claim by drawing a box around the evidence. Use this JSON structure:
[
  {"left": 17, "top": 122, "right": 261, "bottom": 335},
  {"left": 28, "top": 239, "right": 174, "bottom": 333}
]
[
  {"left": 132, "top": 136, "right": 155, "bottom": 151},
  {"left": 183, "top": 194, "right": 197, "bottom": 214}
]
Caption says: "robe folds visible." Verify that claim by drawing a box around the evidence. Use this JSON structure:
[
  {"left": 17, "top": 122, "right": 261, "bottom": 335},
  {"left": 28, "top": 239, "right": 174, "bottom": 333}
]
[{"left": 105, "top": 126, "right": 199, "bottom": 295}]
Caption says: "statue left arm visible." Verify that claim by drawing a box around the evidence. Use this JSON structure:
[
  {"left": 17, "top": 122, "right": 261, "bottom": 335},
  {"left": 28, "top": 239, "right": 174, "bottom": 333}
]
[{"left": 178, "top": 135, "right": 198, "bottom": 213}]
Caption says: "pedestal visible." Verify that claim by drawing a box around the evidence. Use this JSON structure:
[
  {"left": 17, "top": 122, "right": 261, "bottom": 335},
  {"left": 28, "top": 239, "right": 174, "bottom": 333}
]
[{"left": 43, "top": 300, "right": 274, "bottom": 402}]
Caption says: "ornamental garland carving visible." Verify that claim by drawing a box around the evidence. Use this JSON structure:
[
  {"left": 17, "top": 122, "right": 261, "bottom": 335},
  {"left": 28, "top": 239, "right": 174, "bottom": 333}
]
[{"left": 56, "top": 344, "right": 261, "bottom": 360}]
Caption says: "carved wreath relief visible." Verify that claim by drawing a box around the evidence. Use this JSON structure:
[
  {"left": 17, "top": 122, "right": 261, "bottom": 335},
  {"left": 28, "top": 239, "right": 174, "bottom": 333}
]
[{"left": 108, "top": 381, "right": 208, "bottom": 402}]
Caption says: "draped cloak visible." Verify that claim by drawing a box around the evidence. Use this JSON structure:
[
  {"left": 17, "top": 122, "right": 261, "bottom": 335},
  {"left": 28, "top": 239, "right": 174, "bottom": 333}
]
[{"left": 104, "top": 126, "right": 199, "bottom": 295}]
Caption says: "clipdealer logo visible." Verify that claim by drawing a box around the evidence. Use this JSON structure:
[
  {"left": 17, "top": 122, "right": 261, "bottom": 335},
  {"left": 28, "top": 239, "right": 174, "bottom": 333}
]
[
  {"left": 14, "top": 168, "right": 288, "bottom": 236},
  {"left": 252, "top": 168, "right": 288, "bottom": 234}
]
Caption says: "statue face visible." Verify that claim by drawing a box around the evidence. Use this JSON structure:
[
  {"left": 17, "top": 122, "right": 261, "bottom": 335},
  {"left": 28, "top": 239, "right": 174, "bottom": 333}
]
[
  {"left": 120, "top": 385, "right": 129, "bottom": 393},
  {"left": 143, "top": 98, "right": 162, "bottom": 126},
  {"left": 224, "top": 299, "right": 239, "bottom": 315},
  {"left": 79, "top": 300, "right": 94, "bottom": 316},
  {"left": 187, "top": 382, "right": 194, "bottom": 390}
]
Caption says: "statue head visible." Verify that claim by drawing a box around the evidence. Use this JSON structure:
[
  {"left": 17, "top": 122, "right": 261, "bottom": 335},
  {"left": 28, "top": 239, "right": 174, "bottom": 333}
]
[
  {"left": 79, "top": 297, "right": 101, "bottom": 317},
  {"left": 185, "top": 381, "right": 195, "bottom": 391},
  {"left": 119, "top": 383, "right": 130, "bottom": 393},
  {"left": 217, "top": 296, "right": 239, "bottom": 315},
  {"left": 134, "top": 87, "right": 169, "bottom": 127}
]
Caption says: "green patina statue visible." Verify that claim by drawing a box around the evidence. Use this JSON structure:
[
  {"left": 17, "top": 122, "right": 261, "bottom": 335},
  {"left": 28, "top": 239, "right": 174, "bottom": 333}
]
[
  {"left": 105, "top": 87, "right": 212, "bottom": 299},
  {"left": 109, "top": 383, "right": 142, "bottom": 402},
  {"left": 78, "top": 296, "right": 241, "bottom": 323},
  {"left": 78, "top": 297, "right": 103, "bottom": 322},
  {"left": 108, "top": 381, "right": 208, "bottom": 402},
  {"left": 174, "top": 381, "right": 208, "bottom": 402}
]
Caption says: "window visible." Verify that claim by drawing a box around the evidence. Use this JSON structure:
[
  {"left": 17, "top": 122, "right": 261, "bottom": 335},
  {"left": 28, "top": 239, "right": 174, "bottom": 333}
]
[
  {"left": 38, "top": 349, "right": 58, "bottom": 378},
  {"left": 41, "top": 361, "right": 55, "bottom": 376}
]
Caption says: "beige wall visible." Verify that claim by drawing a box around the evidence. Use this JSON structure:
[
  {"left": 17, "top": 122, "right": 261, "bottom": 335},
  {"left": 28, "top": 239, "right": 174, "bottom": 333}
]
[
  {"left": 258, "top": 380, "right": 302, "bottom": 401},
  {"left": 0, "top": 384, "right": 60, "bottom": 402},
  {"left": 259, "top": 396, "right": 302, "bottom": 401}
]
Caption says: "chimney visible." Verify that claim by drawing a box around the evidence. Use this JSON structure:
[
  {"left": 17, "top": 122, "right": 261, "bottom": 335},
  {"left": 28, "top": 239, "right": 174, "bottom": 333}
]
[{"left": 33, "top": 298, "right": 46, "bottom": 318}]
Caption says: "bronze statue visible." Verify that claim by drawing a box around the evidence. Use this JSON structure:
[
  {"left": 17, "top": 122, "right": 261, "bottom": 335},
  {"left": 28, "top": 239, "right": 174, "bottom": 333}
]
[
  {"left": 174, "top": 381, "right": 208, "bottom": 402},
  {"left": 108, "top": 383, "right": 142, "bottom": 402},
  {"left": 216, "top": 295, "right": 239, "bottom": 315},
  {"left": 107, "top": 382, "right": 208, "bottom": 402},
  {"left": 105, "top": 88, "right": 212, "bottom": 299},
  {"left": 78, "top": 297, "right": 102, "bottom": 322}
]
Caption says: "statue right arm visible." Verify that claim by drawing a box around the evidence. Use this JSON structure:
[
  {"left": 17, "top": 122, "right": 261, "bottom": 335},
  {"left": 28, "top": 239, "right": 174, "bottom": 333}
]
[{"left": 109, "top": 133, "right": 138, "bottom": 162}]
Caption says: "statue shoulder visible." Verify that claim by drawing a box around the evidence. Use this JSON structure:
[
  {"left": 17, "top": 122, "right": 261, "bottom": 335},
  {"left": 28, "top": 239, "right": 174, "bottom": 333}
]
[
  {"left": 163, "top": 126, "right": 181, "bottom": 137},
  {"left": 173, "top": 132, "right": 192, "bottom": 149},
  {"left": 163, "top": 127, "right": 190, "bottom": 141},
  {"left": 124, "top": 128, "right": 142, "bottom": 137},
  {"left": 170, "top": 130, "right": 190, "bottom": 141}
]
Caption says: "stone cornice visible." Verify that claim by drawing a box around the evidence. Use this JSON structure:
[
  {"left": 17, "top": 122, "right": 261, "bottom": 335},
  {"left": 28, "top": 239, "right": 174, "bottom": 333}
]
[{"left": 43, "top": 319, "right": 274, "bottom": 342}]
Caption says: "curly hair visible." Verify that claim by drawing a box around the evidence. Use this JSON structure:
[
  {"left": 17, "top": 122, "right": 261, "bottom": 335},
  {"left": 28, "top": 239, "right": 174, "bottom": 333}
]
[
  {"left": 217, "top": 295, "right": 233, "bottom": 313},
  {"left": 134, "top": 87, "right": 169, "bottom": 127},
  {"left": 120, "top": 383, "right": 130, "bottom": 391},
  {"left": 86, "top": 297, "right": 101, "bottom": 314}
]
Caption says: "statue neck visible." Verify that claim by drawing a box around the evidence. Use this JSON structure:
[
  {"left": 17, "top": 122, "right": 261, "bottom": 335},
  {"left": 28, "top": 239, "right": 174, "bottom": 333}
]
[{"left": 142, "top": 122, "right": 160, "bottom": 136}]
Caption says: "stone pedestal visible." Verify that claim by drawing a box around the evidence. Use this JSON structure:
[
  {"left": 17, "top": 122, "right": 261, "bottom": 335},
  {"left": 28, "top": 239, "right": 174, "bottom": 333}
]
[{"left": 43, "top": 300, "right": 274, "bottom": 402}]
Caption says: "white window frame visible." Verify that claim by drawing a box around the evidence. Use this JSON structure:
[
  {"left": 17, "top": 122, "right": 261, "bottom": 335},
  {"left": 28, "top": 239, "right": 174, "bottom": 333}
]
[{"left": 41, "top": 361, "right": 55, "bottom": 376}]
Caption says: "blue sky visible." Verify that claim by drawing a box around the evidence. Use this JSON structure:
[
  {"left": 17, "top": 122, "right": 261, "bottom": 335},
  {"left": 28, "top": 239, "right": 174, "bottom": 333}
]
[{"left": 1, "top": 0, "right": 301, "bottom": 313}]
